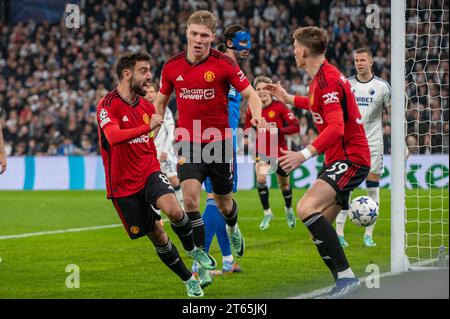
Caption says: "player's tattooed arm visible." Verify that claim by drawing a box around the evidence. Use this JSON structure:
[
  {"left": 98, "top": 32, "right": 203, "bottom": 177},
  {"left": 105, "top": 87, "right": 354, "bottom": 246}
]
[{"left": 0, "top": 123, "right": 7, "bottom": 174}]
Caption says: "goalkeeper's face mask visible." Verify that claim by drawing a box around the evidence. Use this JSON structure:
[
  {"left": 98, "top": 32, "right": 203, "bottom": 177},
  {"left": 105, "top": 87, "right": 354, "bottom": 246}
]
[{"left": 226, "top": 31, "right": 251, "bottom": 62}]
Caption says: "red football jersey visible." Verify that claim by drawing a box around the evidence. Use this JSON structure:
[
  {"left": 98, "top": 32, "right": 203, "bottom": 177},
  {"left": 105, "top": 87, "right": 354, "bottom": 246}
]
[
  {"left": 159, "top": 49, "right": 251, "bottom": 143},
  {"left": 294, "top": 60, "right": 370, "bottom": 167},
  {"left": 97, "top": 89, "right": 160, "bottom": 198},
  {"left": 245, "top": 100, "right": 299, "bottom": 158}
]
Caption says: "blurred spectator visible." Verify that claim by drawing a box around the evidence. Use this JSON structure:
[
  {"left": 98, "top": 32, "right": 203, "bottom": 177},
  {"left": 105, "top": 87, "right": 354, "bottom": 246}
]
[
  {"left": 406, "top": 135, "right": 419, "bottom": 155},
  {"left": 57, "top": 137, "right": 77, "bottom": 155}
]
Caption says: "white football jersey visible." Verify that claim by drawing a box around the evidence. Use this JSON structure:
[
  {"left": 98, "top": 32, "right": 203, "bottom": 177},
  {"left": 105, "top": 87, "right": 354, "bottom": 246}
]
[
  {"left": 154, "top": 107, "right": 175, "bottom": 154},
  {"left": 348, "top": 75, "right": 390, "bottom": 146}
]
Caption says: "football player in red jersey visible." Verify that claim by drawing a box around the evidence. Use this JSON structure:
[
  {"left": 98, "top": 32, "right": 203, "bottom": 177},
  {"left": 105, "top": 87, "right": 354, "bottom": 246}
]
[
  {"left": 96, "top": 52, "right": 218, "bottom": 298},
  {"left": 265, "top": 27, "right": 371, "bottom": 298},
  {"left": 153, "top": 10, "right": 266, "bottom": 275},
  {"left": 244, "top": 76, "right": 300, "bottom": 231}
]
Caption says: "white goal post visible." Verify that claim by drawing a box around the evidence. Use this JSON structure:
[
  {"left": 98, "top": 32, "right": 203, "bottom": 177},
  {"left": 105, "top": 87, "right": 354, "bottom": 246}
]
[
  {"left": 391, "top": 0, "right": 449, "bottom": 273},
  {"left": 391, "top": 0, "right": 408, "bottom": 274}
]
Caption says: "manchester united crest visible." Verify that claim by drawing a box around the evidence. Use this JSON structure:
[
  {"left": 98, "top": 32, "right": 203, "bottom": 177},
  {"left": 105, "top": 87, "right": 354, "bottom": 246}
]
[
  {"left": 310, "top": 93, "right": 314, "bottom": 106},
  {"left": 178, "top": 156, "right": 186, "bottom": 166},
  {"left": 130, "top": 226, "right": 140, "bottom": 234},
  {"left": 143, "top": 113, "right": 150, "bottom": 124},
  {"left": 204, "top": 71, "right": 215, "bottom": 82},
  {"left": 268, "top": 110, "right": 276, "bottom": 119}
]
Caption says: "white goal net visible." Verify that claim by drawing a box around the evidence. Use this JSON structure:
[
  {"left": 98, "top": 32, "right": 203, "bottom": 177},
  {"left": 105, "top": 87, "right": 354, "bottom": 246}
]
[{"left": 403, "top": 0, "right": 449, "bottom": 269}]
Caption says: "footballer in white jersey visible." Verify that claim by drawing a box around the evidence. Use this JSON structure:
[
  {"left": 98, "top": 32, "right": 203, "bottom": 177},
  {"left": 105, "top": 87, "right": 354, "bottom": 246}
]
[
  {"left": 348, "top": 74, "right": 390, "bottom": 175},
  {"left": 336, "top": 48, "right": 390, "bottom": 248},
  {"left": 146, "top": 84, "right": 184, "bottom": 208},
  {"left": 154, "top": 107, "right": 178, "bottom": 178}
]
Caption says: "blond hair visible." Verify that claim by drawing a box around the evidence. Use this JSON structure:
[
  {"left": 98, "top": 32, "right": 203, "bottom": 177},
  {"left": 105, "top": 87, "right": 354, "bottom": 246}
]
[
  {"left": 253, "top": 75, "right": 272, "bottom": 87},
  {"left": 187, "top": 10, "right": 217, "bottom": 33},
  {"left": 293, "top": 26, "right": 328, "bottom": 56},
  {"left": 354, "top": 47, "right": 373, "bottom": 58}
]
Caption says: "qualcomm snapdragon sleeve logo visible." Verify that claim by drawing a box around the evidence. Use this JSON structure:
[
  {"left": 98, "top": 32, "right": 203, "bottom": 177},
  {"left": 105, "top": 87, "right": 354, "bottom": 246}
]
[{"left": 179, "top": 88, "right": 215, "bottom": 100}]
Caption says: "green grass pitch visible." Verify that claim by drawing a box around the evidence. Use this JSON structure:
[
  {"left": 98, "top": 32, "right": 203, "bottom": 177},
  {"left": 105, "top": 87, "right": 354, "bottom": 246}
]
[{"left": 0, "top": 189, "right": 447, "bottom": 299}]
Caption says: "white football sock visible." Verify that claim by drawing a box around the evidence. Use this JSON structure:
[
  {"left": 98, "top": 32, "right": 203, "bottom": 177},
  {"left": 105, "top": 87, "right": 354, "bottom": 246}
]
[
  {"left": 223, "top": 255, "right": 233, "bottom": 263},
  {"left": 337, "top": 267, "right": 355, "bottom": 279},
  {"left": 175, "top": 189, "right": 183, "bottom": 204},
  {"left": 336, "top": 210, "right": 348, "bottom": 237},
  {"left": 366, "top": 187, "right": 380, "bottom": 237}
]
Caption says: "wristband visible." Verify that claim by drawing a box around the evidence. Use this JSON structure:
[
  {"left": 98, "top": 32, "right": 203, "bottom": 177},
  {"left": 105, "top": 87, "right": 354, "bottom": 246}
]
[{"left": 300, "top": 147, "right": 313, "bottom": 160}]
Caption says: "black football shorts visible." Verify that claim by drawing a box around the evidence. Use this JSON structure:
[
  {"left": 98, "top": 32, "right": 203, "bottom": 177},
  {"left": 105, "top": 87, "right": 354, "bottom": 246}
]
[
  {"left": 111, "top": 171, "right": 175, "bottom": 239},
  {"left": 176, "top": 140, "right": 234, "bottom": 195},
  {"left": 318, "top": 160, "right": 370, "bottom": 210}
]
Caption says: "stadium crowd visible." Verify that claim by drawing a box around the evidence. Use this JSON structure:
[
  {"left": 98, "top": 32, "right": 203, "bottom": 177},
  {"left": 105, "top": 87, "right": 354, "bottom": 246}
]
[{"left": 0, "top": 0, "right": 448, "bottom": 156}]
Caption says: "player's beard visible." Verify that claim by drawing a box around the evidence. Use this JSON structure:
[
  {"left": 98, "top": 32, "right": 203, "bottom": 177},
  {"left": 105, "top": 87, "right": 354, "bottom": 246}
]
[
  {"left": 131, "top": 78, "right": 147, "bottom": 96},
  {"left": 235, "top": 50, "right": 248, "bottom": 66},
  {"left": 235, "top": 51, "right": 250, "bottom": 72}
]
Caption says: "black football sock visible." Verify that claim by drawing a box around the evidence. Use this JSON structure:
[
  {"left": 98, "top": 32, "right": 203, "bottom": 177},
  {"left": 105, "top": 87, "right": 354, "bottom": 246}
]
[
  {"left": 257, "top": 183, "right": 270, "bottom": 210},
  {"left": 155, "top": 240, "right": 192, "bottom": 281},
  {"left": 281, "top": 187, "right": 293, "bottom": 209},
  {"left": 313, "top": 237, "right": 338, "bottom": 281},
  {"left": 170, "top": 212, "right": 194, "bottom": 251},
  {"left": 223, "top": 199, "right": 238, "bottom": 227},
  {"left": 303, "top": 213, "right": 350, "bottom": 274},
  {"left": 187, "top": 211, "right": 205, "bottom": 249}
]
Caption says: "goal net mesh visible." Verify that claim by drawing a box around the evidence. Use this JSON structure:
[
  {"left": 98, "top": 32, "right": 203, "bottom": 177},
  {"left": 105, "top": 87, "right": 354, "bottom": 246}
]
[{"left": 404, "top": 0, "right": 449, "bottom": 267}]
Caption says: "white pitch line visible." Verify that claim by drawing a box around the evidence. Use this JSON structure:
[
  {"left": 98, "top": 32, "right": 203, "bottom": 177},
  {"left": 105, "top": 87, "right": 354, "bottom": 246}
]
[
  {"left": 290, "top": 259, "right": 447, "bottom": 299},
  {"left": 0, "top": 216, "right": 390, "bottom": 241},
  {"left": 289, "top": 271, "right": 395, "bottom": 299},
  {"left": 0, "top": 224, "right": 123, "bottom": 240},
  {"left": 0, "top": 216, "right": 276, "bottom": 241}
]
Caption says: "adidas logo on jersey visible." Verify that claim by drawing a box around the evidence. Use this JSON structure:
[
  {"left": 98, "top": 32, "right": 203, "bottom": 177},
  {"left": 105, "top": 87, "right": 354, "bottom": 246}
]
[
  {"left": 176, "top": 75, "right": 184, "bottom": 81},
  {"left": 329, "top": 174, "right": 336, "bottom": 181},
  {"left": 122, "top": 115, "right": 129, "bottom": 122}
]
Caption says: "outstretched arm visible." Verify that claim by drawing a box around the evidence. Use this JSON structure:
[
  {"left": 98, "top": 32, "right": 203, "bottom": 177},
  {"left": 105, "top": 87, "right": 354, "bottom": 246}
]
[
  {"left": 264, "top": 81, "right": 309, "bottom": 110},
  {"left": 240, "top": 85, "right": 266, "bottom": 129},
  {"left": 279, "top": 106, "right": 300, "bottom": 135},
  {"left": 278, "top": 80, "right": 345, "bottom": 173},
  {"left": 102, "top": 114, "right": 163, "bottom": 146}
]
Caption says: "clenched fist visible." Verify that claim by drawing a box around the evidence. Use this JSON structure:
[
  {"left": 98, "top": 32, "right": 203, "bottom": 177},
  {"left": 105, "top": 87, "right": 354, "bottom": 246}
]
[{"left": 150, "top": 114, "right": 163, "bottom": 130}]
